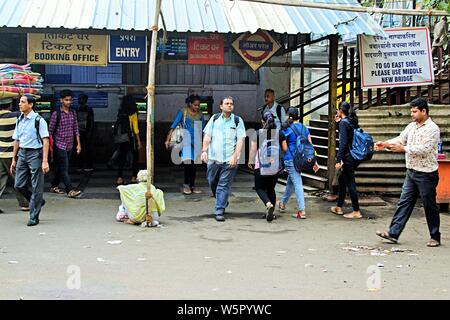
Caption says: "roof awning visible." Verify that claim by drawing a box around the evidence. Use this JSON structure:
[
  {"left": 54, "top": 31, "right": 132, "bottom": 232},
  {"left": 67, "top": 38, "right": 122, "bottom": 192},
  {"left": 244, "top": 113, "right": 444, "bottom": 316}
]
[{"left": 0, "top": 0, "right": 385, "bottom": 41}]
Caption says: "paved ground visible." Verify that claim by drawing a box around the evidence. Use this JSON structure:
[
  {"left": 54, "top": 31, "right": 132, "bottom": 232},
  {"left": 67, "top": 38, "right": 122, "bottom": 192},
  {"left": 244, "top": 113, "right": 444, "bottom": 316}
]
[{"left": 1, "top": 167, "right": 450, "bottom": 300}]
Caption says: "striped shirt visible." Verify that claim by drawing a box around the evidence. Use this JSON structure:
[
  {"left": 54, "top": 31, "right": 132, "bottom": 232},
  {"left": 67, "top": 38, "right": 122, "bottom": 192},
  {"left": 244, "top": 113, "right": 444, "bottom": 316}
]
[{"left": 0, "top": 110, "right": 20, "bottom": 158}]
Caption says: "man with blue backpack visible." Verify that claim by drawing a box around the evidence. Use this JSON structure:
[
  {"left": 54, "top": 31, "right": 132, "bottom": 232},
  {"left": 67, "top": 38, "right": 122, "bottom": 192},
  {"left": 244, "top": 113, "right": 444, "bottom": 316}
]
[
  {"left": 278, "top": 107, "right": 319, "bottom": 219},
  {"left": 330, "top": 102, "right": 373, "bottom": 219}
]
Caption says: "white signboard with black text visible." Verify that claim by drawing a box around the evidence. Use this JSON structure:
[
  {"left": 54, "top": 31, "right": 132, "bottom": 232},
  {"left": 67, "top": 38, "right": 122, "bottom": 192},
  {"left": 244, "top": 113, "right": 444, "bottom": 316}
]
[{"left": 359, "top": 27, "right": 434, "bottom": 90}]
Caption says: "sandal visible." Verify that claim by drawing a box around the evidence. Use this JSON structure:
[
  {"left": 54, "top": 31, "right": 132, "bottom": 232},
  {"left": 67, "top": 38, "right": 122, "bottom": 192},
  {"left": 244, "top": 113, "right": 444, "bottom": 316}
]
[
  {"left": 68, "top": 190, "right": 82, "bottom": 198},
  {"left": 330, "top": 206, "right": 344, "bottom": 215},
  {"left": 343, "top": 211, "right": 362, "bottom": 219},
  {"left": 277, "top": 201, "right": 286, "bottom": 213},
  {"left": 50, "top": 187, "right": 65, "bottom": 195},
  {"left": 427, "top": 239, "right": 441, "bottom": 247},
  {"left": 292, "top": 211, "right": 306, "bottom": 219},
  {"left": 376, "top": 231, "right": 398, "bottom": 244}
]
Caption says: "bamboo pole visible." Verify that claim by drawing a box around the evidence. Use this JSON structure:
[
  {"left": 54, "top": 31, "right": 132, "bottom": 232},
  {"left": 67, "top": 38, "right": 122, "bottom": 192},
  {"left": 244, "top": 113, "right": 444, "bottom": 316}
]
[
  {"left": 237, "top": 0, "right": 450, "bottom": 16},
  {"left": 145, "top": 0, "right": 162, "bottom": 215}
]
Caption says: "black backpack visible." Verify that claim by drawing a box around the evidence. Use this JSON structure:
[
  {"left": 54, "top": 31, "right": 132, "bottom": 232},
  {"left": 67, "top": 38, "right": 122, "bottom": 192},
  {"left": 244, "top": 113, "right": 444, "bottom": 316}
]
[{"left": 261, "top": 104, "right": 283, "bottom": 122}]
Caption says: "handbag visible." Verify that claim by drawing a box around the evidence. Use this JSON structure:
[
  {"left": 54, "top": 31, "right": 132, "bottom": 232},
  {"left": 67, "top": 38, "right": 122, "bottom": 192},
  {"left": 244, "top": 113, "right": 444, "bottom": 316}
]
[
  {"left": 113, "top": 114, "right": 130, "bottom": 144},
  {"left": 169, "top": 108, "right": 187, "bottom": 149}
]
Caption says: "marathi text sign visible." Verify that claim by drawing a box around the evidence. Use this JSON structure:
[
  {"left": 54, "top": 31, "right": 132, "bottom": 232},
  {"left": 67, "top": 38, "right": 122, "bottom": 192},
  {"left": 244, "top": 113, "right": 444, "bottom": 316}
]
[
  {"left": 109, "top": 35, "right": 147, "bottom": 63},
  {"left": 28, "top": 33, "right": 108, "bottom": 66},
  {"left": 232, "top": 31, "right": 280, "bottom": 71},
  {"left": 359, "top": 27, "right": 434, "bottom": 90},
  {"left": 188, "top": 34, "right": 224, "bottom": 65}
]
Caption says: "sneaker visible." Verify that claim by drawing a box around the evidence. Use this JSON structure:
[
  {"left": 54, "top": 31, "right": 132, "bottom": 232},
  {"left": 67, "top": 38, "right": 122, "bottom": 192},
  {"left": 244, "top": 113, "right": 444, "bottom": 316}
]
[
  {"left": 277, "top": 201, "right": 286, "bottom": 213},
  {"left": 191, "top": 188, "right": 202, "bottom": 194},
  {"left": 182, "top": 187, "right": 192, "bottom": 195},
  {"left": 68, "top": 190, "right": 82, "bottom": 198},
  {"left": 215, "top": 215, "right": 225, "bottom": 222},
  {"left": 266, "top": 205, "right": 275, "bottom": 222},
  {"left": 27, "top": 219, "right": 39, "bottom": 227},
  {"left": 84, "top": 168, "right": 94, "bottom": 172}
]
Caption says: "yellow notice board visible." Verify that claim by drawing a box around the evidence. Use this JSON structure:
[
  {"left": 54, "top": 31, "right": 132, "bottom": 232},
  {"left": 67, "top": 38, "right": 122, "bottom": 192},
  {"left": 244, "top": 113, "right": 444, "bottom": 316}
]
[
  {"left": 28, "top": 33, "right": 108, "bottom": 66},
  {"left": 232, "top": 31, "right": 281, "bottom": 71}
]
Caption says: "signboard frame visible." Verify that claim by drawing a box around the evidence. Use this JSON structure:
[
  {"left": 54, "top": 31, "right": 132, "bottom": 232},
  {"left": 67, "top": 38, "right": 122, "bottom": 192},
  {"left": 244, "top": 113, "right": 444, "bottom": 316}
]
[
  {"left": 358, "top": 27, "right": 434, "bottom": 90},
  {"left": 109, "top": 34, "right": 148, "bottom": 64}
]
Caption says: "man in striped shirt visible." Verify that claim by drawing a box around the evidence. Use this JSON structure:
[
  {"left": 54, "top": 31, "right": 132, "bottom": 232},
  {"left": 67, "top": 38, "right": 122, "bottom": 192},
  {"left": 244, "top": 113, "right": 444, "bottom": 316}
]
[{"left": 0, "top": 99, "right": 29, "bottom": 213}]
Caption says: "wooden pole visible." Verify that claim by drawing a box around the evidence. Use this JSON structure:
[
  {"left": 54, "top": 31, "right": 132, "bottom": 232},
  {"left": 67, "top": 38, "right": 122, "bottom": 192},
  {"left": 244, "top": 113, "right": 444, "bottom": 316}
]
[
  {"left": 328, "top": 35, "right": 339, "bottom": 192},
  {"left": 237, "top": 0, "right": 449, "bottom": 16},
  {"left": 146, "top": 0, "right": 162, "bottom": 214}
]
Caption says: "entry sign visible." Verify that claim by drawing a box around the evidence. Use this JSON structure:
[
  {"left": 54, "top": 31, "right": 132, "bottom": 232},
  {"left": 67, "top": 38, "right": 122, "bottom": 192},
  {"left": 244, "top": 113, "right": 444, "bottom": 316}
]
[
  {"left": 359, "top": 27, "right": 434, "bottom": 90},
  {"left": 109, "top": 35, "right": 147, "bottom": 63},
  {"left": 232, "top": 31, "right": 281, "bottom": 71}
]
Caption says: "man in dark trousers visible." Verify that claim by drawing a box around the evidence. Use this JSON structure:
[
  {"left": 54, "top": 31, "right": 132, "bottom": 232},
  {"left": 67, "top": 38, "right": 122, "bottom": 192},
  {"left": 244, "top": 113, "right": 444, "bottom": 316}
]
[
  {"left": 10, "top": 94, "right": 50, "bottom": 226},
  {"left": 76, "top": 93, "right": 94, "bottom": 172},
  {"left": 49, "top": 90, "right": 82, "bottom": 198},
  {"left": 375, "top": 98, "right": 441, "bottom": 247}
]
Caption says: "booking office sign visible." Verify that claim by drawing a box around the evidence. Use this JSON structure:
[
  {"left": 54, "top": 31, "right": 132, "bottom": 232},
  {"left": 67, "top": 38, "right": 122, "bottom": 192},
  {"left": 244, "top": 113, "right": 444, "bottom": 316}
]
[{"left": 28, "top": 33, "right": 108, "bottom": 66}]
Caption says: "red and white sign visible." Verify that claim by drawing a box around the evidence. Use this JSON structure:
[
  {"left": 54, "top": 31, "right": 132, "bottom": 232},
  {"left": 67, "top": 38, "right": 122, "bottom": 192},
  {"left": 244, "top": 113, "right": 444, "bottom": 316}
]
[
  {"left": 188, "top": 34, "right": 224, "bottom": 65},
  {"left": 359, "top": 27, "right": 434, "bottom": 90}
]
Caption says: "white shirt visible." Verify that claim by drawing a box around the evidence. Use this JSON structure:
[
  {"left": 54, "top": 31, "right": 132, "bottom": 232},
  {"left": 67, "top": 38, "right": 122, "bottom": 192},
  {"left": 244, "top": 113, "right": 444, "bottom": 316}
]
[
  {"left": 387, "top": 117, "right": 440, "bottom": 173},
  {"left": 262, "top": 102, "right": 286, "bottom": 130}
]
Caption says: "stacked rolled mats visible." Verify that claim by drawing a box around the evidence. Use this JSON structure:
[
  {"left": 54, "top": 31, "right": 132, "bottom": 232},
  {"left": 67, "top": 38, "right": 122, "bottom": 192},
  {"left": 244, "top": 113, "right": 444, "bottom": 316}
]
[{"left": 0, "top": 64, "right": 43, "bottom": 100}]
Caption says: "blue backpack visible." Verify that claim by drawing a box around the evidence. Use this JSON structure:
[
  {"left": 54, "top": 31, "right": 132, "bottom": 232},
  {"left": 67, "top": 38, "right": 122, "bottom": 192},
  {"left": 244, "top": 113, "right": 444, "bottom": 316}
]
[
  {"left": 350, "top": 127, "right": 374, "bottom": 161},
  {"left": 258, "top": 130, "right": 283, "bottom": 176},
  {"left": 287, "top": 124, "right": 316, "bottom": 172}
]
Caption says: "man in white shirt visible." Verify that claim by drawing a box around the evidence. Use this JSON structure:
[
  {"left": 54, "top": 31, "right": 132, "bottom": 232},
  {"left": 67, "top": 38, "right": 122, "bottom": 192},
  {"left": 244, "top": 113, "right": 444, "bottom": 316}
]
[
  {"left": 260, "top": 89, "right": 286, "bottom": 130},
  {"left": 375, "top": 98, "right": 441, "bottom": 247}
]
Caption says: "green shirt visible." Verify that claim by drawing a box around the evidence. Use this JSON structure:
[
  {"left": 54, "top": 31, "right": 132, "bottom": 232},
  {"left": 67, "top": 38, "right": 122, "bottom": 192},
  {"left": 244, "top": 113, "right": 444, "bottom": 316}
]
[{"left": 203, "top": 113, "right": 246, "bottom": 163}]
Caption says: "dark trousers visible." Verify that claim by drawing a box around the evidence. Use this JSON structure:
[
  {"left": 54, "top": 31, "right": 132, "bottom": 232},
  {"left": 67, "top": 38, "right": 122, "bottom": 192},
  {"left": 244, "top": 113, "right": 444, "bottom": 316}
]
[
  {"left": 254, "top": 169, "right": 278, "bottom": 205},
  {"left": 117, "top": 142, "right": 139, "bottom": 178},
  {"left": 337, "top": 155, "right": 360, "bottom": 211},
  {"left": 77, "top": 131, "right": 93, "bottom": 169},
  {"left": 14, "top": 148, "right": 44, "bottom": 222},
  {"left": 389, "top": 169, "right": 440, "bottom": 242},
  {"left": 183, "top": 161, "right": 197, "bottom": 188},
  {"left": 0, "top": 157, "right": 29, "bottom": 208},
  {"left": 51, "top": 146, "right": 73, "bottom": 193}
]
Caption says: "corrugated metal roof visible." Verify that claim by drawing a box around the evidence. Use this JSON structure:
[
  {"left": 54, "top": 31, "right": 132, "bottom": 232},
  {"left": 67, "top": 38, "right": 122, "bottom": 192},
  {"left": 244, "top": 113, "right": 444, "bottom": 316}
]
[{"left": 0, "top": 0, "right": 384, "bottom": 40}]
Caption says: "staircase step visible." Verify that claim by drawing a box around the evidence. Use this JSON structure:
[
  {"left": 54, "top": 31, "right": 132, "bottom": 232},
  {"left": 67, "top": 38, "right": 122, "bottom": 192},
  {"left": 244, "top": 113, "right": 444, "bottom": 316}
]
[
  {"left": 310, "top": 135, "right": 340, "bottom": 147},
  {"left": 356, "top": 171, "right": 406, "bottom": 177},
  {"left": 309, "top": 119, "right": 329, "bottom": 129},
  {"left": 356, "top": 186, "right": 403, "bottom": 194},
  {"left": 356, "top": 177, "right": 405, "bottom": 185}
]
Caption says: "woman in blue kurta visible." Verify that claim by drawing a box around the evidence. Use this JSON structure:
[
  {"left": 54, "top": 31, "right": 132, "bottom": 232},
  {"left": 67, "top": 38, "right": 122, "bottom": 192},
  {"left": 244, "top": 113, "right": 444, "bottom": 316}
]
[{"left": 165, "top": 95, "right": 205, "bottom": 194}]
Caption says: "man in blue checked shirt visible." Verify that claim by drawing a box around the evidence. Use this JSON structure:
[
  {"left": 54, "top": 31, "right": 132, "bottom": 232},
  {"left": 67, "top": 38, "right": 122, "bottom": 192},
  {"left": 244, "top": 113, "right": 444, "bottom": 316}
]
[
  {"left": 201, "top": 97, "right": 246, "bottom": 222},
  {"left": 10, "top": 94, "right": 50, "bottom": 227}
]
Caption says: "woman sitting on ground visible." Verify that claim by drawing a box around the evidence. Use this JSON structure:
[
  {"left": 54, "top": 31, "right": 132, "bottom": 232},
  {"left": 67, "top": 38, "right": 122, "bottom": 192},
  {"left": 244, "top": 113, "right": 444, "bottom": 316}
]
[{"left": 116, "top": 170, "right": 165, "bottom": 227}]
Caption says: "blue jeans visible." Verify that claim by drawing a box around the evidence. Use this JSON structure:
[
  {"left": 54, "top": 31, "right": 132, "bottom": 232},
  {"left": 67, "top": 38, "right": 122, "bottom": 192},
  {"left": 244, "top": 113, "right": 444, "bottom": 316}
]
[
  {"left": 51, "top": 146, "right": 73, "bottom": 194},
  {"left": 207, "top": 162, "right": 237, "bottom": 215},
  {"left": 281, "top": 160, "right": 305, "bottom": 211},
  {"left": 15, "top": 148, "right": 45, "bottom": 222},
  {"left": 389, "top": 169, "right": 440, "bottom": 242}
]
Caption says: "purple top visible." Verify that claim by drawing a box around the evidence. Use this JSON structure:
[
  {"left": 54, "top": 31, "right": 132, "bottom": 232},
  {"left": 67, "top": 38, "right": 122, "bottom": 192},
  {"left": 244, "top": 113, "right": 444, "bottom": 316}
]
[{"left": 49, "top": 109, "right": 79, "bottom": 151}]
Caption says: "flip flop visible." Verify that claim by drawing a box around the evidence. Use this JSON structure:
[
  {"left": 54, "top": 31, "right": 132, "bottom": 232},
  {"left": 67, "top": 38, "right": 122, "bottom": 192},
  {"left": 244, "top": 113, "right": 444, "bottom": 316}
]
[
  {"left": 330, "top": 207, "right": 344, "bottom": 215},
  {"left": 343, "top": 212, "right": 362, "bottom": 219},
  {"left": 376, "top": 231, "right": 398, "bottom": 244},
  {"left": 427, "top": 239, "right": 440, "bottom": 247}
]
